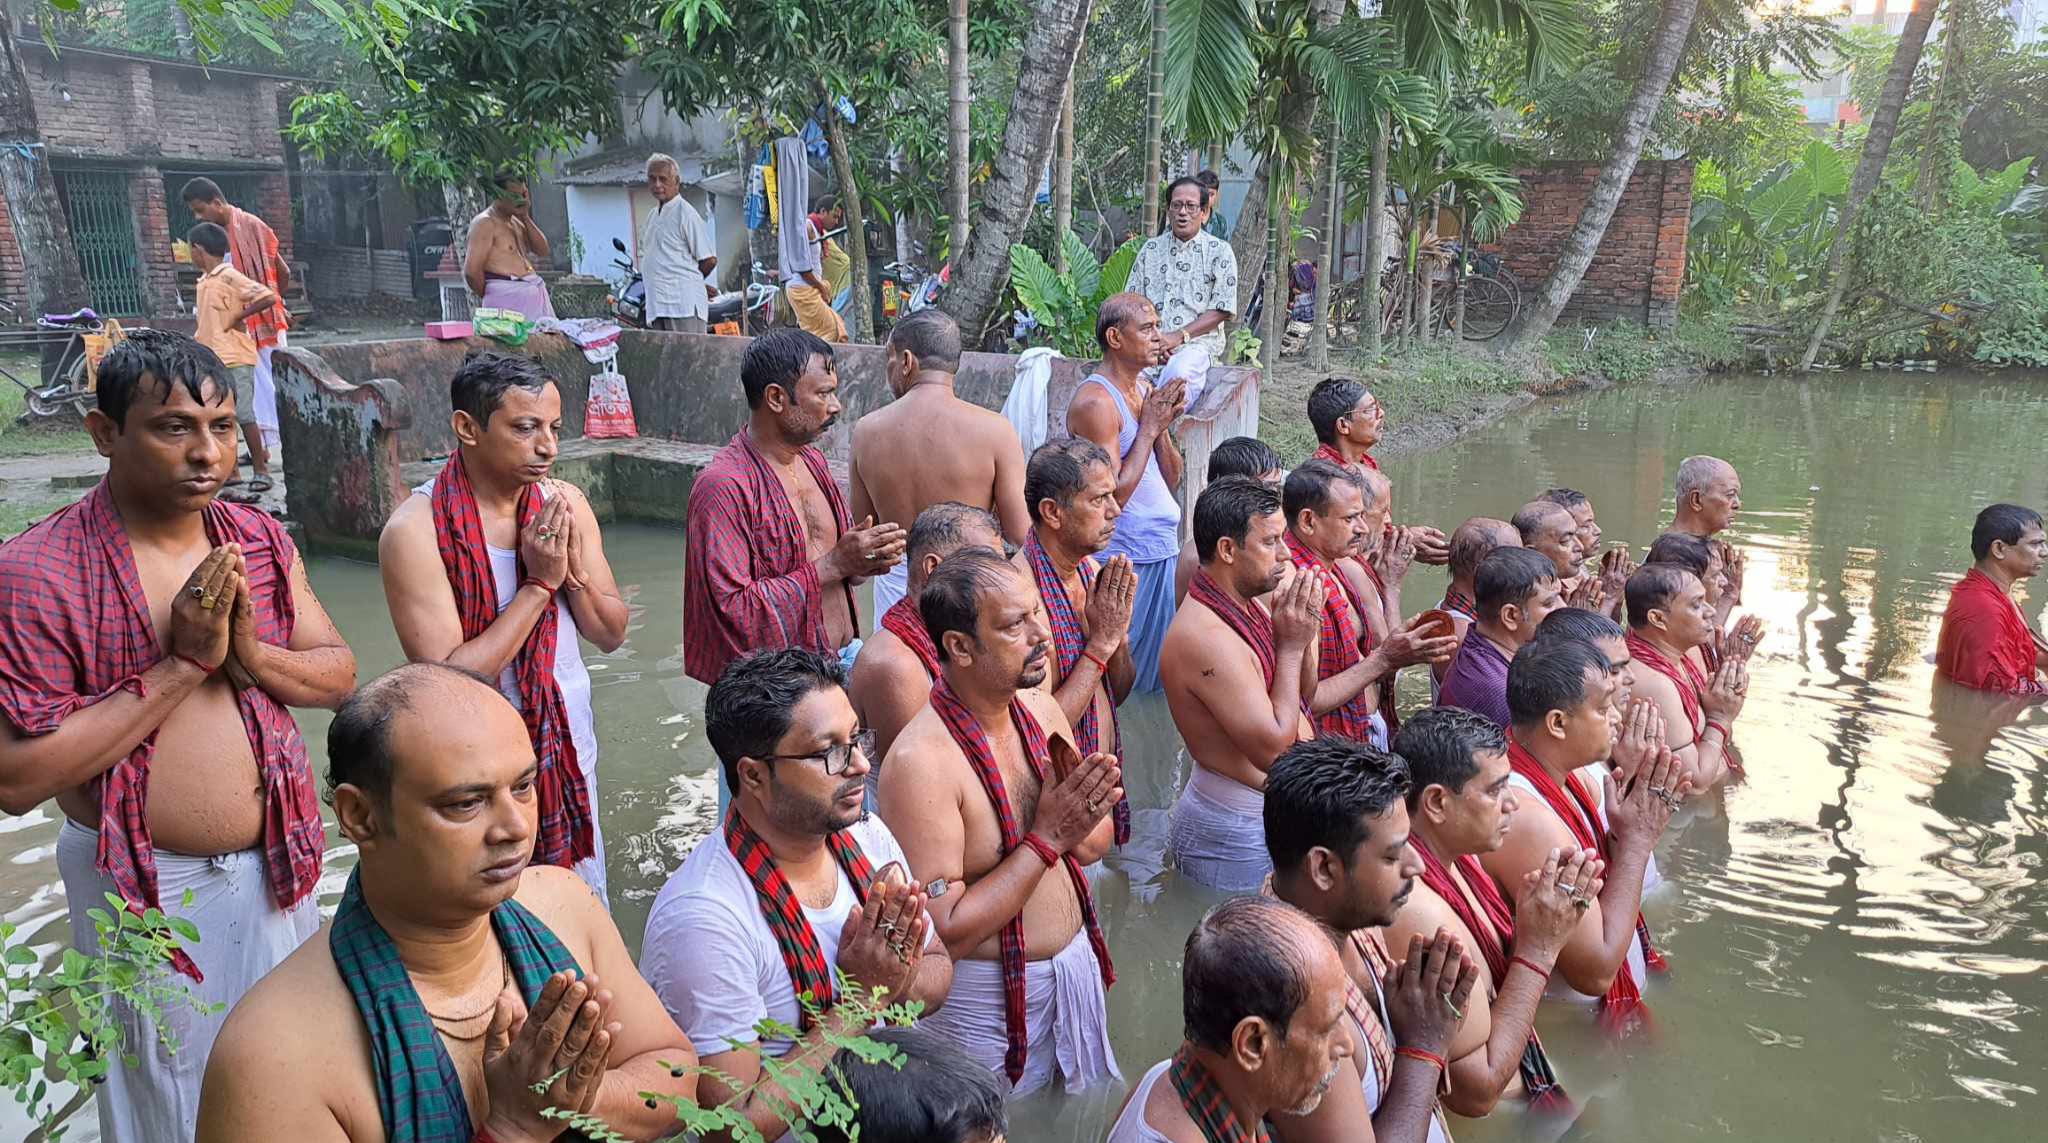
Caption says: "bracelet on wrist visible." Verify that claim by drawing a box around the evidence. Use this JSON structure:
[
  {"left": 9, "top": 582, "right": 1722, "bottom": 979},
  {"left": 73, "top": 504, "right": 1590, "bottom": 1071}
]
[
  {"left": 171, "top": 651, "right": 215, "bottom": 675},
  {"left": 1019, "top": 833, "right": 1060, "bottom": 867},
  {"left": 1704, "top": 719, "right": 1731, "bottom": 738},
  {"left": 1509, "top": 954, "right": 1554, "bottom": 982},
  {"left": 1081, "top": 646, "right": 1111, "bottom": 674},
  {"left": 1395, "top": 1046, "right": 1447, "bottom": 1072},
  {"left": 520, "top": 576, "right": 554, "bottom": 595}
]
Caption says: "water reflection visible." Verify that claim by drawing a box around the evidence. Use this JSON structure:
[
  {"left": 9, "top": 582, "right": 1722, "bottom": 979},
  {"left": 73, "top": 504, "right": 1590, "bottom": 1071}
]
[{"left": 5, "top": 372, "right": 2048, "bottom": 1141}]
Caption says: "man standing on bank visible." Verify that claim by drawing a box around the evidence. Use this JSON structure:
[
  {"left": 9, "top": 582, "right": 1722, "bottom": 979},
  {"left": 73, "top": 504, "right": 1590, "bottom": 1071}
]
[
  {"left": 685, "top": 329, "right": 906, "bottom": 685},
  {"left": 380, "top": 351, "right": 627, "bottom": 901},
  {"left": 464, "top": 171, "right": 557, "bottom": 321},
  {"left": 852, "top": 308, "right": 1031, "bottom": 618},
  {"left": 180, "top": 177, "right": 293, "bottom": 457},
  {"left": 0, "top": 330, "right": 356, "bottom": 1143},
  {"left": 641, "top": 153, "right": 718, "bottom": 334},
  {"left": 1068, "top": 293, "right": 1185, "bottom": 693},
  {"left": 1127, "top": 175, "right": 1240, "bottom": 358}
]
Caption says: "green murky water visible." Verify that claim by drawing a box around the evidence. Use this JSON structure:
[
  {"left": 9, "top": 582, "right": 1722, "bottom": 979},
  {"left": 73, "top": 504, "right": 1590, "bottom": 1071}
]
[{"left": 6, "top": 370, "right": 2047, "bottom": 1141}]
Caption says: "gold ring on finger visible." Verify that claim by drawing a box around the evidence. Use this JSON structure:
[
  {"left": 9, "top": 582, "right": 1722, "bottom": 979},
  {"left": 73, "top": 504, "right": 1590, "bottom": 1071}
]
[{"left": 200, "top": 594, "right": 219, "bottom": 610}]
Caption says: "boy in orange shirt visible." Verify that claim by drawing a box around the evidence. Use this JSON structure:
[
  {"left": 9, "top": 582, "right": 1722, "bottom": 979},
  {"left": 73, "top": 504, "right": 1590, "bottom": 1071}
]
[{"left": 187, "top": 222, "right": 278, "bottom": 499}]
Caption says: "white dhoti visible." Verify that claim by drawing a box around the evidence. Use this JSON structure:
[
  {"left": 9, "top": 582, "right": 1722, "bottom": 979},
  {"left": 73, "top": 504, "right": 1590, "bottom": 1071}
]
[
  {"left": 253, "top": 333, "right": 285, "bottom": 454},
  {"left": 871, "top": 562, "right": 909, "bottom": 620},
  {"left": 1171, "top": 765, "right": 1272, "bottom": 892},
  {"left": 56, "top": 821, "right": 319, "bottom": 1143},
  {"left": 917, "top": 932, "right": 1121, "bottom": 1097}
]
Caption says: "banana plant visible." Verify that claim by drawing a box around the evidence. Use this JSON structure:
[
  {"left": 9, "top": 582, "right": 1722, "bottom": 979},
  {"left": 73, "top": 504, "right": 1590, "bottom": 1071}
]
[{"left": 1009, "top": 233, "right": 1143, "bottom": 358}]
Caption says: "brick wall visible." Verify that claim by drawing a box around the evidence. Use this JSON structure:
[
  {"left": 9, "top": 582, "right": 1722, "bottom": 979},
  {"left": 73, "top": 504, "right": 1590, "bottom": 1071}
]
[
  {"left": 1490, "top": 160, "right": 1694, "bottom": 330},
  {"left": 22, "top": 48, "right": 283, "bottom": 163},
  {"left": 132, "top": 167, "right": 180, "bottom": 313}
]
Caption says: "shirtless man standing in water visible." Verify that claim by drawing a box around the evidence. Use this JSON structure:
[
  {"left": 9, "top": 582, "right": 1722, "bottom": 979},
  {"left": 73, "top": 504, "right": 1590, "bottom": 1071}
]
[
  {"left": 464, "top": 172, "right": 556, "bottom": 320},
  {"left": 851, "top": 308, "right": 1031, "bottom": 617}
]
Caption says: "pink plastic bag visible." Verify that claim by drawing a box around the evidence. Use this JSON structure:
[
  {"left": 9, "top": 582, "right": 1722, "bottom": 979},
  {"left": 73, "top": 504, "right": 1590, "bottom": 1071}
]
[{"left": 584, "top": 369, "right": 638, "bottom": 439}]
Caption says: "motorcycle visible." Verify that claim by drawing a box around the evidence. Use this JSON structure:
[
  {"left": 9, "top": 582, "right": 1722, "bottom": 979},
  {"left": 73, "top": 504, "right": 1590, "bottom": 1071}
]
[
  {"left": 610, "top": 237, "right": 776, "bottom": 334},
  {"left": 607, "top": 238, "right": 647, "bottom": 327}
]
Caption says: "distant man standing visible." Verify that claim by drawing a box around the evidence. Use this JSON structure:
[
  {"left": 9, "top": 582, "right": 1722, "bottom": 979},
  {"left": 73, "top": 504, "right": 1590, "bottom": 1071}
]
[
  {"left": 180, "top": 177, "right": 291, "bottom": 454},
  {"left": 1127, "top": 175, "right": 1239, "bottom": 357},
  {"left": 184, "top": 223, "right": 278, "bottom": 499},
  {"left": 1936, "top": 504, "right": 2048, "bottom": 696},
  {"left": 641, "top": 153, "right": 718, "bottom": 333},
  {"left": 379, "top": 351, "right": 628, "bottom": 899},
  {"left": 464, "top": 171, "right": 555, "bottom": 320},
  {"left": 852, "top": 308, "right": 1031, "bottom": 617},
  {"left": 1068, "top": 293, "right": 1184, "bottom": 692},
  {"left": 685, "top": 329, "right": 906, "bottom": 685}
]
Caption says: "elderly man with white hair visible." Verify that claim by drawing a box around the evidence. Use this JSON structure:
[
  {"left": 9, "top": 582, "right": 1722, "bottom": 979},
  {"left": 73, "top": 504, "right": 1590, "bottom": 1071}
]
[
  {"left": 640, "top": 152, "right": 718, "bottom": 333},
  {"left": 1671, "top": 454, "right": 1745, "bottom": 606}
]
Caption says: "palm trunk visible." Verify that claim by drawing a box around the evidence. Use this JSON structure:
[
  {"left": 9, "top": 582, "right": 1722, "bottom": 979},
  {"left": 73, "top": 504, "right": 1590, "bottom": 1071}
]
[
  {"left": 1141, "top": 0, "right": 1167, "bottom": 237},
  {"left": 0, "top": 13, "right": 89, "bottom": 315},
  {"left": 1417, "top": 199, "right": 1439, "bottom": 341},
  {"left": 1364, "top": 112, "right": 1389, "bottom": 359},
  {"left": 1798, "top": 0, "right": 1939, "bottom": 370},
  {"left": 818, "top": 85, "right": 875, "bottom": 342},
  {"left": 1499, "top": 0, "right": 1703, "bottom": 356},
  {"left": 1208, "top": 140, "right": 1224, "bottom": 172},
  {"left": 1263, "top": 173, "right": 1285, "bottom": 363},
  {"left": 1308, "top": 123, "right": 1341, "bottom": 370},
  {"left": 1228, "top": 0, "right": 1346, "bottom": 319},
  {"left": 1055, "top": 34, "right": 1080, "bottom": 268},
  {"left": 940, "top": 0, "right": 1097, "bottom": 340},
  {"left": 948, "top": 0, "right": 972, "bottom": 260}
]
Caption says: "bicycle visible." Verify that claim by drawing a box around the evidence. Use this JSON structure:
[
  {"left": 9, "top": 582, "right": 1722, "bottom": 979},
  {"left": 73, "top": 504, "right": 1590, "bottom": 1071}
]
[
  {"left": 0, "top": 299, "right": 116, "bottom": 421},
  {"left": 1377, "top": 240, "right": 1518, "bottom": 343}
]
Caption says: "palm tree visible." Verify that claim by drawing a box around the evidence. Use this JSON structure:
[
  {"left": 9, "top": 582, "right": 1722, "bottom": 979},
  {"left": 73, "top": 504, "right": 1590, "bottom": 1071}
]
[
  {"left": 1497, "top": 0, "right": 1703, "bottom": 357},
  {"left": 1142, "top": 0, "right": 1168, "bottom": 238},
  {"left": 949, "top": 0, "right": 972, "bottom": 260},
  {"left": 1796, "top": 0, "right": 1939, "bottom": 370},
  {"left": 1056, "top": 33, "right": 1082, "bottom": 270}
]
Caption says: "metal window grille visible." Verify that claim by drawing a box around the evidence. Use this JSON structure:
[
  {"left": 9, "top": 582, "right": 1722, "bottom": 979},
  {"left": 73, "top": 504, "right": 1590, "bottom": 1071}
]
[{"left": 54, "top": 169, "right": 147, "bottom": 316}]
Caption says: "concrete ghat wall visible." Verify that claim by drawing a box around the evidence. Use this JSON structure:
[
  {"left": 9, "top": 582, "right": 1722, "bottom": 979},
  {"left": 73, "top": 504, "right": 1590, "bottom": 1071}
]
[{"left": 273, "top": 330, "right": 1259, "bottom": 554}]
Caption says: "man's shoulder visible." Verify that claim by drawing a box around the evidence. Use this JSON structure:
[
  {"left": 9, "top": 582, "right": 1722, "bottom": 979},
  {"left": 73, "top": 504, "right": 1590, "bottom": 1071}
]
[
  {"left": 646, "top": 834, "right": 754, "bottom": 931},
  {"left": 0, "top": 498, "right": 90, "bottom": 573},
  {"left": 216, "top": 923, "right": 352, "bottom": 1059}
]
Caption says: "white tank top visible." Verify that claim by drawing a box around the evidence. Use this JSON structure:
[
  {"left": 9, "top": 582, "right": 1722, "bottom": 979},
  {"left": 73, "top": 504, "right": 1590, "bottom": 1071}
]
[{"left": 1507, "top": 769, "right": 1649, "bottom": 1000}]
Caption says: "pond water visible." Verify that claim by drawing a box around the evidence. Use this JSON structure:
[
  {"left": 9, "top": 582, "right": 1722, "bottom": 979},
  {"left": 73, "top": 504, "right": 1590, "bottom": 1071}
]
[{"left": 6, "top": 369, "right": 2048, "bottom": 1141}]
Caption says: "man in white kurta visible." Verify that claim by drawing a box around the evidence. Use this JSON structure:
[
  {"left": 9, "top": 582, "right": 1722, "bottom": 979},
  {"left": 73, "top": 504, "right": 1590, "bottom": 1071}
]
[{"left": 640, "top": 153, "right": 717, "bottom": 333}]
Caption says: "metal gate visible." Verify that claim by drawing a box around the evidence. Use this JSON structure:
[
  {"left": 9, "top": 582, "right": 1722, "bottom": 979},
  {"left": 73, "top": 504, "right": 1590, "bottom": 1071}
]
[{"left": 54, "top": 169, "right": 147, "bottom": 316}]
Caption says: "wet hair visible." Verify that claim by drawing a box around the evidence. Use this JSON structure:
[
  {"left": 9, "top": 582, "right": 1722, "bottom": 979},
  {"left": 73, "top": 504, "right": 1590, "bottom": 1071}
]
[
  {"left": 1393, "top": 706, "right": 1507, "bottom": 807},
  {"left": 490, "top": 169, "right": 526, "bottom": 191},
  {"left": 741, "top": 327, "right": 834, "bottom": 409},
  {"left": 1193, "top": 475, "right": 1282, "bottom": 562},
  {"left": 1095, "top": 291, "right": 1154, "bottom": 352},
  {"left": 1475, "top": 547, "right": 1558, "bottom": 626},
  {"left": 1676, "top": 455, "right": 1730, "bottom": 498},
  {"left": 327, "top": 661, "right": 502, "bottom": 807},
  {"left": 1282, "top": 458, "right": 1364, "bottom": 523},
  {"left": 95, "top": 328, "right": 231, "bottom": 428},
  {"left": 1165, "top": 174, "right": 1206, "bottom": 208},
  {"left": 1025, "top": 437, "right": 1114, "bottom": 524},
  {"left": 1182, "top": 896, "right": 1319, "bottom": 1054},
  {"left": 1624, "top": 563, "right": 1697, "bottom": 629},
  {"left": 1193, "top": 169, "right": 1221, "bottom": 206},
  {"left": 885, "top": 308, "right": 962, "bottom": 373},
  {"left": 449, "top": 349, "right": 553, "bottom": 428},
  {"left": 907, "top": 502, "right": 1001, "bottom": 580},
  {"left": 186, "top": 222, "right": 229, "bottom": 258},
  {"left": 1263, "top": 737, "right": 1411, "bottom": 872},
  {"left": 704, "top": 649, "right": 847, "bottom": 793},
  {"left": 178, "top": 176, "right": 224, "bottom": 205},
  {"left": 920, "top": 549, "right": 1022, "bottom": 663},
  {"left": 816, "top": 1026, "right": 1008, "bottom": 1143},
  {"left": 1972, "top": 503, "right": 2043, "bottom": 561},
  {"left": 1507, "top": 637, "right": 1611, "bottom": 728},
  {"left": 1208, "top": 436, "right": 1282, "bottom": 483},
  {"left": 1512, "top": 500, "right": 1573, "bottom": 545},
  {"left": 1449, "top": 517, "right": 1516, "bottom": 580},
  {"left": 1645, "top": 531, "right": 1715, "bottom": 579},
  {"left": 1536, "top": 606, "right": 1625, "bottom": 647},
  {"left": 1540, "top": 488, "right": 1589, "bottom": 511},
  {"left": 1306, "top": 376, "right": 1369, "bottom": 446}
]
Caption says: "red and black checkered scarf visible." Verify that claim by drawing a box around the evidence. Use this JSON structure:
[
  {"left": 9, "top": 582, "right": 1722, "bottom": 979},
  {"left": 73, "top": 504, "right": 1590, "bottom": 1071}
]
[
  {"left": 1412, "top": 834, "right": 1569, "bottom": 1109},
  {"left": 878, "top": 596, "right": 941, "bottom": 679},
  {"left": 1286, "top": 531, "right": 1380, "bottom": 742},
  {"left": 0, "top": 482, "right": 322, "bottom": 980},
  {"left": 1168, "top": 1044, "right": 1270, "bottom": 1143},
  {"left": 1190, "top": 569, "right": 1313, "bottom": 724},
  {"left": 1506, "top": 736, "right": 1665, "bottom": 1033},
  {"left": 927, "top": 676, "right": 1114, "bottom": 1082},
  {"left": 430, "top": 453, "right": 593, "bottom": 869},
  {"left": 1312, "top": 440, "right": 1379, "bottom": 472},
  {"left": 723, "top": 804, "right": 873, "bottom": 1027},
  {"left": 1023, "top": 530, "right": 1128, "bottom": 844}
]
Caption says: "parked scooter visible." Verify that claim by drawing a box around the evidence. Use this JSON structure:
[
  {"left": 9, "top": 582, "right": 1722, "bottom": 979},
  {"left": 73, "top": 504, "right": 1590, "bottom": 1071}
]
[{"left": 607, "top": 238, "right": 647, "bottom": 327}]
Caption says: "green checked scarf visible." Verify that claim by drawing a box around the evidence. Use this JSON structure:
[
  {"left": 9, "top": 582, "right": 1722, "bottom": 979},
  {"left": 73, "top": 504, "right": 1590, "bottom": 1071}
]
[{"left": 331, "top": 868, "right": 581, "bottom": 1143}]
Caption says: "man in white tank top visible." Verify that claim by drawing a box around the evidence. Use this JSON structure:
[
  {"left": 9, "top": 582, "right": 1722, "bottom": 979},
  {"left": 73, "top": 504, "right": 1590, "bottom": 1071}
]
[
  {"left": 378, "top": 351, "right": 630, "bottom": 902},
  {"left": 1107, "top": 896, "right": 1356, "bottom": 1143}
]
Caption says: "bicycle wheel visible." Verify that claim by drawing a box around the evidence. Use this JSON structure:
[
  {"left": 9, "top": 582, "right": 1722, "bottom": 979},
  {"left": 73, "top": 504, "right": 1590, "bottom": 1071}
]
[{"left": 1458, "top": 275, "right": 1516, "bottom": 342}]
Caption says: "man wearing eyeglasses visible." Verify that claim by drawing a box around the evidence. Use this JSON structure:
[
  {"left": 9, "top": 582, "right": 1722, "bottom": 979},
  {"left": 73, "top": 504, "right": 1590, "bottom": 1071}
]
[
  {"left": 641, "top": 649, "right": 954, "bottom": 1141},
  {"left": 1126, "top": 175, "right": 1239, "bottom": 358}
]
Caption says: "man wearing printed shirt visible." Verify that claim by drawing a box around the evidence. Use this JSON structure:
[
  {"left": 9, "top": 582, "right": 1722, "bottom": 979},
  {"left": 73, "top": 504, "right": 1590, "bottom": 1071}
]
[
  {"left": 641, "top": 153, "right": 718, "bottom": 333},
  {"left": 1126, "top": 175, "right": 1239, "bottom": 358}
]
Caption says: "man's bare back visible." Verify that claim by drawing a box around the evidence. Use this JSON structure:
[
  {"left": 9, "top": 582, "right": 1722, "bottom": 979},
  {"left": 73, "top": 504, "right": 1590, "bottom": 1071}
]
[
  {"left": 850, "top": 389, "right": 1029, "bottom": 544},
  {"left": 1160, "top": 601, "right": 1311, "bottom": 792},
  {"left": 879, "top": 686, "right": 1087, "bottom": 962}
]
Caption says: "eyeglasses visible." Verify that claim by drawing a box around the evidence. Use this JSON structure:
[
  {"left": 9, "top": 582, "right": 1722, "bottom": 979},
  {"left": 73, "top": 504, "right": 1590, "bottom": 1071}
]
[
  {"left": 1168, "top": 201, "right": 1202, "bottom": 214},
  {"left": 760, "top": 729, "right": 877, "bottom": 776}
]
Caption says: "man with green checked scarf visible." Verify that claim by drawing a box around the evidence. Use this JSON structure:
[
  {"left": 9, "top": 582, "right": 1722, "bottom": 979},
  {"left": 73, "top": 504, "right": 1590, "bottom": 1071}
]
[{"left": 196, "top": 663, "right": 696, "bottom": 1143}]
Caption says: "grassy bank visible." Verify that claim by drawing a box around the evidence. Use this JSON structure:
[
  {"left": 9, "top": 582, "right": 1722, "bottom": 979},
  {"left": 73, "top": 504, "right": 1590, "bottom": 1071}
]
[
  {"left": 1259, "top": 315, "right": 1745, "bottom": 462},
  {"left": 0, "top": 351, "right": 95, "bottom": 460}
]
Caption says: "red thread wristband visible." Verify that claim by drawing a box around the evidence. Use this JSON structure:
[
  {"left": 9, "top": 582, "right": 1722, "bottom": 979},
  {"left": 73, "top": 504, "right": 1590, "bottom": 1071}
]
[
  {"left": 520, "top": 576, "right": 554, "bottom": 594},
  {"left": 1019, "top": 833, "right": 1060, "bottom": 867},
  {"left": 171, "top": 651, "right": 214, "bottom": 675},
  {"left": 1704, "top": 719, "right": 1731, "bottom": 738},
  {"left": 1395, "top": 1046, "right": 1447, "bottom": 1072},
  {"left": 1510, "top": 954, "right": 1553, "bottom": 982},
  {"left": 1081, "top": 647, "right": 1111, "bottom": 673}
]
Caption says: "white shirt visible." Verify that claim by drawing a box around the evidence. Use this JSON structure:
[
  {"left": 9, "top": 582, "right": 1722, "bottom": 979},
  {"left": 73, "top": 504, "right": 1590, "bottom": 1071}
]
[
  {"left": 640, "top": 193, "right": 713, "bottom": 321},
  {"left": 641, "top": 814, "right": 915, "bottom": 1057}
]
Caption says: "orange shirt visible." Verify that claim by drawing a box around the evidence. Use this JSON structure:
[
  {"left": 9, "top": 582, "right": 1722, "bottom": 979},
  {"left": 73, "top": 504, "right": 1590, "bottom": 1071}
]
[{"left": 194, "top": 263, "right": 269, "bottom": 367}]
